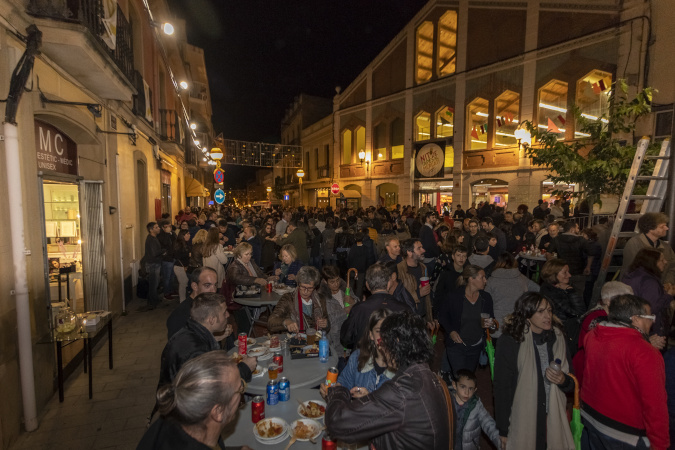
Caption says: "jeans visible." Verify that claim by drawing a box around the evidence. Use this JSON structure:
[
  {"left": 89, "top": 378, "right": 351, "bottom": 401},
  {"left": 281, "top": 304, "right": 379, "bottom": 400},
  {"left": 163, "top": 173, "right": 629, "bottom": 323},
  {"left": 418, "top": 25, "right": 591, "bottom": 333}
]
[
  {"left": 146, "top": 263, "right": 161, "bottom": 308},
  {"left": 581, "top": 418, "right": 649, "bottom": 450},
  {"left": 310, "top": 255, "right": 323, "bottom": 271},
  {"left": 173, "top": 265, "right": 189, "bottom": 303},
  {"left": 161, "top": 260, "right": 175, "bottom": 295},
  {"left": 446, "top": 341, "right": 483, "bottom": 379}
]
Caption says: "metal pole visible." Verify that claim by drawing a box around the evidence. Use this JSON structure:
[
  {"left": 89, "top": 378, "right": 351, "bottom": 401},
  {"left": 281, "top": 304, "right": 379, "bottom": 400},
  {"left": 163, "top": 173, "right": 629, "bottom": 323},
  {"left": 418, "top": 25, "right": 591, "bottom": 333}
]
[{"left": 667, "top": 105, "right": 675, "bottom": 248}]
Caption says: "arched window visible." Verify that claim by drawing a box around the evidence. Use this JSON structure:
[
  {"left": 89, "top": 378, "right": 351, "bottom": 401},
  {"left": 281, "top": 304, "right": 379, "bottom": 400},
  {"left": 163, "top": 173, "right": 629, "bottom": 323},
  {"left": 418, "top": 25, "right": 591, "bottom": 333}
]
[
  {"left": 576, "top": 70, "right": 612, "bottom": 137},
  {"left": 437, "top": 11, "right": 457, "bottom": 78},
  {"left": 391, "top": 118, "right": 404, "bottom": 159},
  {"left": 355, "top": 127, "right": 365, "bottom": 160},
  {"left": 373, "top": 122, "right": 386, "bottom": 161},
  {"left": 466, "top": 97, "right": 489, "bottom": 150},
  {"left": 415, "top": 21, "right": 434, "bottom": 84},
  {"left": 435, "top": 106, "right": 454, "bottom": 138},
  {"left": 341, "top": 129, "right": 352, "bottom": 165},
  {"left": 494, "top": 90, "right": 520, "bottom": 147},
  {"left": 538, "top": 79, "right": 568, "bottom": 140},
  {"left": 415, "top": 111, "right": 431, "bottom": 141}
]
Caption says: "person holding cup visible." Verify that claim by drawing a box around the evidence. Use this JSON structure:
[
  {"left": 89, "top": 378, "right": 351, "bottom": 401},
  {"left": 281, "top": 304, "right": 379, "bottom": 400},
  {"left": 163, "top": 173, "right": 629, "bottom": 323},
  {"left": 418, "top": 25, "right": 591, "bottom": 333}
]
[
  {"left": 396, "top": 239, "right": 434, "bottom": 325},
  {"left": 437, "top": 265, "right": 495, "bottom": 378}
]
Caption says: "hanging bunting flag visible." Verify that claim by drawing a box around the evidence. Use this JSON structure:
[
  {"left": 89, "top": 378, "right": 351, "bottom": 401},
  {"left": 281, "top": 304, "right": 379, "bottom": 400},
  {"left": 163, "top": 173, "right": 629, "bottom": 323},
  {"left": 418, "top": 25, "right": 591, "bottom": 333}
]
[
  {"left": 598, "top": 79, "right": 607, "bottom": 91},
  {"left": 592, "top": 82, "right": 601, "bottom": 94},
  {"left": 504, "top": 112, "right": 513, "bottom": 123},
  {"left": 471, "top": 127, "right": 479, "bottom": 140},
  {"left": 547, "top": 117, "right": 561, "bottom": 133},
  {"left": 496, "top": 117, "right": 503, "bottom": 127},
  {"left": 557, "top": 115, "right": 566, "bottom": 125},
  {"left": 481, "top": 124, "right": 487, "bottom": 134},
  {"left": 446, "top": 107, "right": 454, "bottom": 117}
]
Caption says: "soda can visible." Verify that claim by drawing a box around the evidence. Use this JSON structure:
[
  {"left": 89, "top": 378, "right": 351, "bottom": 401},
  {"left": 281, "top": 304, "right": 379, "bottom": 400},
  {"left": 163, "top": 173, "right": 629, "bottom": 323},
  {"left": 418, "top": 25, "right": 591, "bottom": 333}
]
[
  {"left": 322, "top": 435, "right": 337, "bottom": 450},
  {"left": 238, "top": 332, "right": 247, "bottom": 356},
  {"left": 266, "top": 380, "right": 279, "bottom": 405},
  {"left": 325, "top": 367, "right": 338, "bottom": 387},
  {"left": 273, "top": 352, "right": 284, "bottom": 373},
  {"left": 267, "top": 281, "right": 273, "bottom": 293},
  {"left": 278, "top": 377, "right": 290, "bottom": 402},
  {"left": 319, "top": 337, "right": 329, "bottom": 363},
  {"left": 252, "top": 396, "right": 265, "bottom": 423}
]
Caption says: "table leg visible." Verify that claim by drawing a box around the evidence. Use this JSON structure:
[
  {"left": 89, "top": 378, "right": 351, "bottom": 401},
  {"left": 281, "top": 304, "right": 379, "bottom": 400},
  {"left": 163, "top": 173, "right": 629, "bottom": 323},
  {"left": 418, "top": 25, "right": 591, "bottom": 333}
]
[
  {"left": 245, "top": 307, "right": 256, "bottom": 337},
  {"left": 57, "top": 341, "right": 64, "bottom": 403},
  {"left": 108, "top": 319, "right": 113, "bottom": 370},
  {"left": 83, "top": 338, "right": 88, "bottom": 373},
  {"left": 87, "top": 337, "right": 93, "bottom": 399}
]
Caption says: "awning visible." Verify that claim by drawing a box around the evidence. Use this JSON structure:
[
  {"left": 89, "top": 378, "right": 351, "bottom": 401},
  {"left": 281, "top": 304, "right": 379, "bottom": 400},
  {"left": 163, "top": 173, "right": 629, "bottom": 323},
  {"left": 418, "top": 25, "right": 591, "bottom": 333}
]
[
  {"left": 185, "top": 176, "right": 207, "bottom": 197},
  {"left": 340, "top": 189, "right": 361, "bottom": 199}
]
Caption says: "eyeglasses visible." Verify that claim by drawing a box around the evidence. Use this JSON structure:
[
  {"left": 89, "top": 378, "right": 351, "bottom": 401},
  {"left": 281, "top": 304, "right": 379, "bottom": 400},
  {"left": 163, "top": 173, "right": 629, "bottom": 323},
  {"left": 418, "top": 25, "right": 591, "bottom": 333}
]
[
  {"left": 636, "top": 314, "right": 656, "bottom": 321},
  {"left": 299, "top": 285, "right": 315, "bottom": 293}
]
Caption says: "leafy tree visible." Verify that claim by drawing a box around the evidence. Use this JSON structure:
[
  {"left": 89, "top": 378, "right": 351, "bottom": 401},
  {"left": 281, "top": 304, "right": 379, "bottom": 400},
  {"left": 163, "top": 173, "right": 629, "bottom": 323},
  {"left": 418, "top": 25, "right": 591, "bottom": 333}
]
[{"left": 523, "top": 80, "right": 658, "bottom": 214}]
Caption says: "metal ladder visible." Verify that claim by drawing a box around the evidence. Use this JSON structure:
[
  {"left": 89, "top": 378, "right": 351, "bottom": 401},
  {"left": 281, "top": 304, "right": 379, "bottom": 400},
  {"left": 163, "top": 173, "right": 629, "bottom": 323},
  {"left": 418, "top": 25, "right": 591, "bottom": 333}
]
[{"left": 592, "top": 136, "right": 671, "bottom": 302}]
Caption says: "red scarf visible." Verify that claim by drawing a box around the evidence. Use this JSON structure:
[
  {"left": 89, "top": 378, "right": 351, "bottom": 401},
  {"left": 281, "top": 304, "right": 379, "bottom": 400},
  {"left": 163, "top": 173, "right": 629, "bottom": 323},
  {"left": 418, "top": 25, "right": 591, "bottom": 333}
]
[{"left": 297, "top": 290, "right": 305, "bottom": 333}]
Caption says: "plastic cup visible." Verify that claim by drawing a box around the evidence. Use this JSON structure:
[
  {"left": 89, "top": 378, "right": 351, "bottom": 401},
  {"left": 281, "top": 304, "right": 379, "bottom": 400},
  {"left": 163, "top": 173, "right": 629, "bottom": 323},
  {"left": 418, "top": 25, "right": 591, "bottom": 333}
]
[
  {"left": 420, "top": 277, "right": 430, "bottom": 287},
  {"left": 306, "top": 328, "right": 317, "bottom": 345},
  {"left": 481, "top": 313, "right": 492, "bottom": 329},
  {"left": 268, "top": 363, "right": 279, "bottom": 379}
]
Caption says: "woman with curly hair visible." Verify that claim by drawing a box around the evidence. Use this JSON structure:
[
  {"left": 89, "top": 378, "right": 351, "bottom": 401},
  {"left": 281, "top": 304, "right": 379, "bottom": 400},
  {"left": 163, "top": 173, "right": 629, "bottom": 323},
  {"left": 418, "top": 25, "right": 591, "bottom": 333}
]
[
  {"left": 494, "top": 292, "right": 575, "bottom": 450},
  {"left": 324, "top": 311, "right": 451, "bottom": 449}
]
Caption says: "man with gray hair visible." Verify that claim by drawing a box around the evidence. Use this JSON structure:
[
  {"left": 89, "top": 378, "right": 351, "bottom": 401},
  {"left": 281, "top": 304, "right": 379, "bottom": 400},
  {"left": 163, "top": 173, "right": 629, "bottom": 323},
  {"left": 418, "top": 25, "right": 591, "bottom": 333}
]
[
  {"left": 340, "top": 264, "right": 411, "bottom": 349},
  {"left": 139, "top": 351, "right": 253, "bottom": 449}
]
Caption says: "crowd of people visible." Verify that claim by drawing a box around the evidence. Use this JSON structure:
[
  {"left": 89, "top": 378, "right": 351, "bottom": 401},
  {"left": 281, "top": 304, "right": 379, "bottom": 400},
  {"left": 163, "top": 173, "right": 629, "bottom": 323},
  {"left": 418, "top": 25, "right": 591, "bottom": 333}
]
[{"left": 138, "top": 200, "right": 673, "bottom": 450}]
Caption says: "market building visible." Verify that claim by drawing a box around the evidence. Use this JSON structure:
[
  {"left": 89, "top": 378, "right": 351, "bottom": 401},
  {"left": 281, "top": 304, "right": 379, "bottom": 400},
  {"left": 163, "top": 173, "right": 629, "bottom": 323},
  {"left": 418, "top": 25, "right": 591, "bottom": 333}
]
[
  {"left": 0, "top": 0, "right": 214, "bottom": 445},
  {"left": 329, "top": 0, "right": 675, "bottom": 210}
]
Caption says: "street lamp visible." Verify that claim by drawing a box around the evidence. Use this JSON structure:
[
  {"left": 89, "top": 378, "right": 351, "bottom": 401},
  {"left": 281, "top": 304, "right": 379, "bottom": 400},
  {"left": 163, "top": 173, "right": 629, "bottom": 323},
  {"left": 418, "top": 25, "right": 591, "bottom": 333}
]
[
  {"left": 514, "top": 126, "right": 532, "bottom": 150},
  {"left": 266, "top": 186, "right": 272, "bottom": 202},
  {"left": 296, "top": 169, "right": 305, "bottom": 206},
  {"left": 358, "top": 149, "right": 366, "bottom": 165}
]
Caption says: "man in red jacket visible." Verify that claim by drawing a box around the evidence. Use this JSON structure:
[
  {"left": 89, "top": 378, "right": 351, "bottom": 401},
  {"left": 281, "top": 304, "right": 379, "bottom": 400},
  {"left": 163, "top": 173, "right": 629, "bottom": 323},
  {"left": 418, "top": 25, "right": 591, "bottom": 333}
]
[{"left": 581, "top": 294, "right": 669, "bottom": 450}]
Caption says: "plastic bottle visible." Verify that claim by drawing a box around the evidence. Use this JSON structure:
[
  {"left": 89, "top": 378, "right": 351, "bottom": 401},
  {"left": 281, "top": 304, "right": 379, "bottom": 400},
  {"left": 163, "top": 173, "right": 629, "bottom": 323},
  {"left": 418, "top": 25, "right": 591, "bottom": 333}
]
[
  {"left": 319, "top": 335, "right": 329, "bottom": 363},
  {"left": 549, "top": 358, "right": 562, "bottom": 373}
]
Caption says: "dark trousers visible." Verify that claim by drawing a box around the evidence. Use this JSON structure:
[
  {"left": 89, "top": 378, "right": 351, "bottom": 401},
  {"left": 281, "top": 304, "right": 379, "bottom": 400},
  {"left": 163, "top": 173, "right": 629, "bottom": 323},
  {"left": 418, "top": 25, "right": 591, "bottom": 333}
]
[
  {"left": 446, "top": 341, "right": 483, "bottom": 379},
  {"left": 161, "top": 261, "right": 174, "bottom": 294},
  {"left": 146, "top": 263, "right": 161, "bottom": 308},
  {"left": 581, "top": 418, "right": 649, "bottom": 450}
]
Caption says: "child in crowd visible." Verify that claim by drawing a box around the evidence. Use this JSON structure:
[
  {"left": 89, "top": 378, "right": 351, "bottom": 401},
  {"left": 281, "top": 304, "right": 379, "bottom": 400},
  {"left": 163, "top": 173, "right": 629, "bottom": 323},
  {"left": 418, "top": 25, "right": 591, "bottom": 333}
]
[{"left": 450, "top": 369, "right": 501, "bottom": 450}]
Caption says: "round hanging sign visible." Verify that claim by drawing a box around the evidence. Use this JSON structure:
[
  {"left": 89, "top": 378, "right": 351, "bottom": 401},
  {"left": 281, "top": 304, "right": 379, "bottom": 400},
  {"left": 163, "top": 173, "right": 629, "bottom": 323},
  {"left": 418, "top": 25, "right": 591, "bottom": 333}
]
[
  {"left": 330, "top": 183, "right": 340, "bottom": 195},
  {"left": 213, "top": 168, "right": 224, "bottom": 184}
]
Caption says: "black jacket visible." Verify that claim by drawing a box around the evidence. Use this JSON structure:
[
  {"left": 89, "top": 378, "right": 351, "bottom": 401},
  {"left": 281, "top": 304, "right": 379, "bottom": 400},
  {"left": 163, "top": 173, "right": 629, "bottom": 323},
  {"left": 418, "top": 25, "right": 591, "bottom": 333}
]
[
  {"left": 437, "top": 289, "right": 494, "bottom": 349},
  {"left": 419, "top": 224, "right": 439, "bottom": 258},
  {"left": 548, "top": 233, "right": 591, "bottom": 275},
  {"left": 246, "top": 236, "right": 262, "bottom": 266},
  {"left": 326, "top": 362, "right": 450, "bottom": 450},
  {"left": 493, "top": 330, "right": 574, "bottom": 450},
  {"left": 158, "top": 231, "right": 175, "bottom": 262},
  {"left": 539, "top": 282, "right": 585, "bottom": 322},
  {"left": 340, "top": 292, "right": 411, "bottom": 349},
  {"left": 137, "top": 417, "right": 226, "bottom": 450}
]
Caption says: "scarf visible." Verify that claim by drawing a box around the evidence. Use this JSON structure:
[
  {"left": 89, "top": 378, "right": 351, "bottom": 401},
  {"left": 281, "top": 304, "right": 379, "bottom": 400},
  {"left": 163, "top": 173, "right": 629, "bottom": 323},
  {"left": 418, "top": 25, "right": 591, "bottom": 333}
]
[
  {"left": 506, "top": 327, "right": 575, "bottom": 450},
  {"left": 238, "top": 258, "right": 256, "bottom": 278}
]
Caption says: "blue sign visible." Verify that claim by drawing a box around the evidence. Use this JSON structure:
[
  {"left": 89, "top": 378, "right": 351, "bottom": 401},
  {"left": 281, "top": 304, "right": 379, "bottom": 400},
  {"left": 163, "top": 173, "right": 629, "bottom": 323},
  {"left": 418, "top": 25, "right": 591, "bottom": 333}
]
[
  {"left": 283, "top": 194, "right": 289, "bottom": 201},
  {"left": 214, "top": 189, "right": 225, "bottom": 204}
]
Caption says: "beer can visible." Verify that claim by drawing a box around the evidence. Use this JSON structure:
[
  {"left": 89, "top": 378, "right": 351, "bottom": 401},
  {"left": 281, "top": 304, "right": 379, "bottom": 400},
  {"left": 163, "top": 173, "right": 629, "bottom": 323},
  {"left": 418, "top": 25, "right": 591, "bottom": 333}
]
[
  {"left": 267, "top": 281, "right": 273, "bottom": 293},
  {"left": 325, "top": 367, "right": 338, "bottom": 387},
  {"left": 321, "top": 435, "right": 337, "bottom": 450},
  {"left": 278, "top": 377, "right": 290, "bottom": 402},
  {"left": 319, "top": 336, "right": 329, "bottom": 363},
  {"left": 252, "top": 396, "right": 265, "bottom": 423},
  {"left": 266, "top": 380, "right": 279, "bottom": 405},
  {"left": 237, "top": 332, "right": 247, "bottom": 356},
  {"left": 273, "top": 352, "right": 283, "bottom": 373}
]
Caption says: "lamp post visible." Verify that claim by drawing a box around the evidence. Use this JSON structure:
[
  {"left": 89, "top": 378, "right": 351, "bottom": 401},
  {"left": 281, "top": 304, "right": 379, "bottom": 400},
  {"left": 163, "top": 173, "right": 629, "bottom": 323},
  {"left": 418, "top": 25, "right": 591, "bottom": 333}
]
[
  {"left": 296, "top": 169, "right": 305, "bottom": 206},
  {"left": 358, "top": 149, "right": 366, "bottom": 165},
  {"left": 266, "top": 186, "right": 272, "bottom": 203}
]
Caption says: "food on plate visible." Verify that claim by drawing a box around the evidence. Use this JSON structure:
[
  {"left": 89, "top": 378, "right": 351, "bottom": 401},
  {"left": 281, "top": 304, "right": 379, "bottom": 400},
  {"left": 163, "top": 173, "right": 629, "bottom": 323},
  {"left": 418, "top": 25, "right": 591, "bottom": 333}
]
[
  {"left": 252, "top": 367, "right": 261, "bottom": 375},
  {"left": 293, "top": 421, "right": 316, "bottom": 440},
  {"left": 231, "top": 352, "right": 243, "bottom": 364},
  {"left": 304, "top": 345, "right": 319, "bottom": 355},
  {"left": 256, "top": 420, "right": 284, "bottom": 438},
  {"left": 247, "top": 337, "right": 256, "bottom": 345},
  {"left": 300, "top": 401, "right": 326, "bottom": 418}
]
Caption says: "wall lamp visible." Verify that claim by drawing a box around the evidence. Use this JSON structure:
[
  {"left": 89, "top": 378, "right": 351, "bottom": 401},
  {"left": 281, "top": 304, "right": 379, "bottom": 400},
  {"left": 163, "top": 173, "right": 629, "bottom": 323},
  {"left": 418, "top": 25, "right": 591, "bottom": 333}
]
[
  {"left": 514, "top": 126, "right": 532, "bottom": 151},
  {"left": 358, "top": 149, "right": 366, "bottom": 165}
]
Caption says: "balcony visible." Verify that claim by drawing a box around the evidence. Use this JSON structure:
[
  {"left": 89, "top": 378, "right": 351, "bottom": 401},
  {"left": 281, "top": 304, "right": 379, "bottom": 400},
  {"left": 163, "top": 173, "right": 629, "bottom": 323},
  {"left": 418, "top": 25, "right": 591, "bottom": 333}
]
[
  {"left": 340, "top": 160, "right": 405, "bottom": 178},
  {"left": 189, "top": 81, "right": 208, "bottom": 103},
  {"left": 27, "top": 0, "right": 135, "bottom": 100},
  {"left": 185, "top": 146, "right": 198, "bottom": 169},
  {"left": 159, "top": 108, "right": 184, "bottom": 157},
  {"left": 462, "top": 148, "right": 519, "bottom": 170}
]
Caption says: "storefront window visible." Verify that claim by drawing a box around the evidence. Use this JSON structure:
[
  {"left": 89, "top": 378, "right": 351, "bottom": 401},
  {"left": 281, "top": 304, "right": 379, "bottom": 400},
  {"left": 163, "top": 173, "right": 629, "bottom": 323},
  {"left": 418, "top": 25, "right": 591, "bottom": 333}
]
[
  {"left": 576, "top": 70, "right": 612, "bottom": 137},
  {"left": 494, "top": 90, "right": 520, "bottom": 147},
  {"left": 437, "top": 11, "right": 458, "bottom": 78},
  {"left": 436, "top": 106, "right": 454, "bottom": 138},
  {"left": 538, "top": 79, "right": 567, "bottom": 140},
  {"left": 467, "top": 97, "right": 489, "bottom": 150},
  {"left": 415, "top": 111, "right": 431, "bottom": 141},
  {"left": 342, "top": 129, "right": 352, "bottom": 164},
  {"left": 391, "top": 118, "right": 404, "bottom": 159},
  {"left": 415, "top": 21, "right": 434, "bottom": 84},
  {"left": 373, "top": 122, "right": 386, "bottom": 161}
]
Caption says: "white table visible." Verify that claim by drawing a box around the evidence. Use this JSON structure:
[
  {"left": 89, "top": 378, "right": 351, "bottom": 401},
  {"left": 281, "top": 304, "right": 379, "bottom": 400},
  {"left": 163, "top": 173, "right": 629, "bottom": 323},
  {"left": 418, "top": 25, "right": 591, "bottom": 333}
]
[
  {"left": 518, "top": 251, "right": 548, "bottom": 280},
  {"left": 234, "top": 291, "right": 282, "bottom": 337},
  {"left": 222, "top": 387, "right": 367, "bottom": 449},
  {"left": 232, "top": 336, "right": 338, "bottom": 396}
]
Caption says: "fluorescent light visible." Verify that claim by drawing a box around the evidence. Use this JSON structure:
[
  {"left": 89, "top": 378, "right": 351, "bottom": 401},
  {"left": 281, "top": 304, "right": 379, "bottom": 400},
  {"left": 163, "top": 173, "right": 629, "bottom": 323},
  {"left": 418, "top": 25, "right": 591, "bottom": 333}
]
[
  {"left": 418, "top": 132, "right": 430, "bottom": 136},
  {"left": 496, "top": 132, "right": 516, "bottom": 137},
  {"left": 575, "top": 132, "right": 591, "bottom": 137},
  {"left": 436, "top": 122, "right": 454, "bottom": 127},
  {"left": 580, "top": 113, "right": 609, "bottom": 124},
  {"left": 539, "top": 102, "right": 567, "bottom": 113},
  {"left": 475, "top": 112, "right": 489, "bottom": 117},
  {"left": 471, "top": 140, "right": 486, "bottom": 144},
  {"left": 538, "top": 124, "right": 566, "bottom": 132}
]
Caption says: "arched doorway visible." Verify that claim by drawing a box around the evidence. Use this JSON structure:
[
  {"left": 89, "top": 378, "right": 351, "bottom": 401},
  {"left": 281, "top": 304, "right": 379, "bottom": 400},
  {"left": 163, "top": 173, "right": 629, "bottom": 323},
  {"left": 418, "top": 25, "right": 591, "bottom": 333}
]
[
  {"left": 340, "top": 184, "right": 362, "bottom": 209},
  {"left": 471, "top": 178, "right": 508, "bottom": 207},
  {"left": 376, "top": 183, "right": 398, "bottom": 208}
]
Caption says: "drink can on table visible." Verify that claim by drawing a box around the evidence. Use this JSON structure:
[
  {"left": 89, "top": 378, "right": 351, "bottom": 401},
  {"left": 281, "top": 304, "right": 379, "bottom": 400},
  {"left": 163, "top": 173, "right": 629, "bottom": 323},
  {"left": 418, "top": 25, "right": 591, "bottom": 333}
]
[
  {"left": 278, "top": 377, "right": 290, "bottom": 402},
  {"left": 266, "top": 380, "right": 279, "bottom": 405},
  {"left": 325, "top": 367, "right": 338, "bottom": 387},
  {"left": 237, "top": 332, "right": 247, "bottom": 356},
  {"left": 267, "top": 281, "right": 272, "bottom": 293},
  {"left": 322, "top": 435, "right": 337, "bottom": 450},
  {"left": 273, "top": 352, "right": 283, "bottom": 373},
  {"left": 251, "top": 396, "right": 265, "bottom": 423}
]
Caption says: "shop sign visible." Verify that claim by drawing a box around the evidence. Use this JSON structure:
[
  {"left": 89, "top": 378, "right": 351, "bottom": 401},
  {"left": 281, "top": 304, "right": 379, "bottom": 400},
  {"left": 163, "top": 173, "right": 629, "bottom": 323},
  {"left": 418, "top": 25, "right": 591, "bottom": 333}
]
[
  {"left": 34, "top": 120, "right": 78, "bottom": 176},
  {"left": 414, "top": 140, "right": 445, "bottom": 179},
  {"left": 331, "top": 183, "right": 340, "bottom": 195}
]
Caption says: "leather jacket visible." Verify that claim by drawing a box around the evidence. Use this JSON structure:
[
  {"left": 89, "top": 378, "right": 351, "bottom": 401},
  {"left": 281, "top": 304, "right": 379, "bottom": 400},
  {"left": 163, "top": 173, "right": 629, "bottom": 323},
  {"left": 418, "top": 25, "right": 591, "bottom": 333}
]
[{"left": 325, "top": 362, "right": 450, "bottom": 449}]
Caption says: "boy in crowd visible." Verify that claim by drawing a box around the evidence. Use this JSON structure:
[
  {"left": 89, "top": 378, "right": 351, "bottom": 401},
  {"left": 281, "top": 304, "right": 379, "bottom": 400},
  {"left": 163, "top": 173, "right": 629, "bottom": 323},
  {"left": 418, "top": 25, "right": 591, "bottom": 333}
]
[{"left": 450, "top": 369, "right": 501, "bottom": 449}]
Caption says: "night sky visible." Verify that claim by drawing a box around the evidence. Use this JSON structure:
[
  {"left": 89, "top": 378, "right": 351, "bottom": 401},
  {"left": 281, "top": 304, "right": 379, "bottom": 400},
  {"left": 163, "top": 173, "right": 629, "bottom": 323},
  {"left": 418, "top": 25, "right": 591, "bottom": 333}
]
[{"left": 167, "top": 0, "right": 428, "bottom": 186}]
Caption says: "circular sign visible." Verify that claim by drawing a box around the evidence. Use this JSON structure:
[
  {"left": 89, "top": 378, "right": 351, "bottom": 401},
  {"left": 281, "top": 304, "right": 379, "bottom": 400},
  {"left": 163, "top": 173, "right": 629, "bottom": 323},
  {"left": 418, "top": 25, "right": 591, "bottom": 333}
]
[
  {"left": 214, "top": 188, "right": 225, "bottom": 204},
  {"left": 213, "top": 168, "right": 224, "bottom": 184},
  {"left": 415, "top": 143, "right": 445, "bottom": 178},
  {"left": 330, "top": 183, "right": 340, "bottom": 195}
]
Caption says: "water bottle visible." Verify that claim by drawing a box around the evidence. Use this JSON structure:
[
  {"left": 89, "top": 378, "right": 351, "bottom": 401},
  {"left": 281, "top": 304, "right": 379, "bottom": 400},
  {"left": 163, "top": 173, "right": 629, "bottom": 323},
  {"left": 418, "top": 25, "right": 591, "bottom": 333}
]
[
  {"left": 319, "top": 335, "right": 329, "bottom": 363},
  {"left": 549, "top": 358, "right": 562, "bottom": 373}
]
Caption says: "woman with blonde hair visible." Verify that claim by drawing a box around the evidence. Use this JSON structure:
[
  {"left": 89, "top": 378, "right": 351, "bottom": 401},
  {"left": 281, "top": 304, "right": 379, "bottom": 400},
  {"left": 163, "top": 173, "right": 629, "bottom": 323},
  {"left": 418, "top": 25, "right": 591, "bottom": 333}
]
[
  {"left": 202, "top": 228, "right": 229, "bottom": 287},
  {"left": 187, "top": 229, "right": 208, "bottom": 273},
  {"left": 273, "top": 244, "right": 303, "bottom": 287}
]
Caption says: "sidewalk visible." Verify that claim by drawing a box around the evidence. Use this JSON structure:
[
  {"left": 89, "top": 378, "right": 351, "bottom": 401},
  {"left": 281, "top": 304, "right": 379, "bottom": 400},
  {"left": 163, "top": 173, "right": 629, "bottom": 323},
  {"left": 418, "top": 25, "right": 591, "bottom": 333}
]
[{"left": 10, "top": 301, "right": 173, "bottom": 450}]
